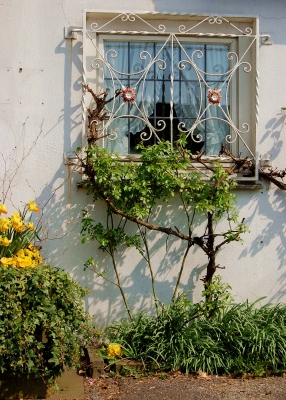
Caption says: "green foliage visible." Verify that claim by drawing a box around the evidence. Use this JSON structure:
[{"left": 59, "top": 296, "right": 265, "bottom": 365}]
[
  {"left": 0, "top": 265, "right": 94, "bottom": 380},
  {"left": 82, "top": 139, "right": 248, "bottom": 315},
  {"left": 105, "top": 295, "right": 286, "bottom": 376},
  {"left": 85, "top": 141, "right": 241, "bottom": 224},
  {"left": 86, "top": 142, "right": 198, "bottom": 218},
  {"left": 201, "top": 275, "right": 234, "bottom": 316},
  {"left": 81, "top": 213, "right": 142, "bottom": 254}
]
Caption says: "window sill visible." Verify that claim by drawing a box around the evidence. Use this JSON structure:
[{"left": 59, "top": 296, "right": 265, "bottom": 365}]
[
  {"left": 65, "top": 153, "right": 259, "bottom": 186},
  {"left": 76, "top": 179, "right": 263, "bottom": 190}
]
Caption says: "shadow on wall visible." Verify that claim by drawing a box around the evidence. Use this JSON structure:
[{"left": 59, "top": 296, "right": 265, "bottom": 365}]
[
  {"left": 78, "top": 200, "right": 207, "bottom": 327},
  {"left": 55, "top": 35, "right": 83, "bottom": 151},
  {"left": 240, "top": 187, "right": 286, "bottom": 304},
  {"left": 238, "top": 113, "right": 286, "bottom": 303},
  {"left": 260, "top": 113, "right": 286, "bottom": 302},
  {"left": 36, "top": 35, "right": 83, "bottom": 265},
  {"left": 265, "top": 190, "right": 286, "bottom": 303},
  {"left": 259, "top": 112, "right": 285, "bottom": 162}
]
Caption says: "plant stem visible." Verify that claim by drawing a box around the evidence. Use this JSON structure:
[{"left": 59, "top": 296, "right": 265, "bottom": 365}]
[
  {"left": 171, "top": 242, "right": 191, "bottom": 302},
  {"left": 171, "top": 194, "right": 194, "bottom": 303},
  {"left": 110, "top": 247, "right": 133, "bottom": 321},
  {"left": 107, "top": 214, "right": 133, "bottom": 321},
  {"left": 204, "top": 212, "right": 216, "bottom": 299},
  {"left": 138, "top": 223, "right": 159, "bottom": 316}
]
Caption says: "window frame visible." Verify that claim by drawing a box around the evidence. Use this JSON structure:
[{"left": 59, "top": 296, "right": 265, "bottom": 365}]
[{"left": 83, "top": 11, "right": 259, "bottom": 180}]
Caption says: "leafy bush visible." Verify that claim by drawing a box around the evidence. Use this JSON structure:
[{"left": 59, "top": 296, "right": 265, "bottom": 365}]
[{"left": 0, "top": 265, "right": 94, "bottom": 381}]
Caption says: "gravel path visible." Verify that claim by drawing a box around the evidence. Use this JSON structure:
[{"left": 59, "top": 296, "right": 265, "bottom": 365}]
[{"left": 84, "top": 372, "right": 286, "bottom": 400}]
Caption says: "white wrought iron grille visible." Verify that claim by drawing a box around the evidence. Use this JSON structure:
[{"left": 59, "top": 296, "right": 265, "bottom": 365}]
[{"left": 83, "top": 12, "right": 259, "bottom": 160}]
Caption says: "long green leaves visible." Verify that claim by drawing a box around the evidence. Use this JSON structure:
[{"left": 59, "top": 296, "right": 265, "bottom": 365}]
[{"left": 105, "top": 298, "right": 286, "bottom": 375}]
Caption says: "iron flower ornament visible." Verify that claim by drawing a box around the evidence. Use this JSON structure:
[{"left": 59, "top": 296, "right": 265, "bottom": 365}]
[
  {"left": 207, "top": 89, "right": 222, "bottom": 105},
  {"left": 121, "top": 87, "right": 136, "bottom": 103}
]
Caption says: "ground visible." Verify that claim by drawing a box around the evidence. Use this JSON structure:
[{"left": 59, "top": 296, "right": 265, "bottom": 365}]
[{"left": 84, "top": 372, "right": 286, "bottom": 400}]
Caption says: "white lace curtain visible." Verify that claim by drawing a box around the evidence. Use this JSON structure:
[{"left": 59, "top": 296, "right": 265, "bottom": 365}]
[{"left": 103, "top": 41, "right": 229, "bottom": 155}]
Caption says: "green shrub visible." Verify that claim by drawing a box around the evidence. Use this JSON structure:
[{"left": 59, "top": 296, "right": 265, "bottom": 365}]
[{"left": 0, "top": 265, "right": 94, "bottom": 381}]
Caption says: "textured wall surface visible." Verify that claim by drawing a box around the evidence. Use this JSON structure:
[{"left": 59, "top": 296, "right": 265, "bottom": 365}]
[{"left": 0, "top": 0, "right": 285, "bottom": 326}]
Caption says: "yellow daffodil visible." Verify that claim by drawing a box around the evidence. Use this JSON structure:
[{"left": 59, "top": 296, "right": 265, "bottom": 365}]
[
  {"left": 33, "top": 250, "right": 42, "bottom": 264},
  {"left": 23, "top": 247, "right": 41, "bottom": 265},
  {"left": 0, "top": 204, "right": 8, "bottom": 214},
  {"left": 0, "top": 247, "right": 41, "bottom": 268},
  {"left": 0, "top": 217, "right": 10, "bottom": 232},
  {"left": 15, "top": 249, "right": 33, "bottom": 267},
  {"left": 0, "top": 203, "right": 42, "bottom": 268},
  {"left": 26, "top": 222, "right": 34, "bottom": 230},
  {"left": 11, "top": 212, "right": 25, "bottom": 232},
  {"left": 15, "top": 224, "right": 25, "bottom": 232},
  {"left": 11, "top": 212, "right": 22, "bottom": 224},
  {"left": 27, "top": 201, "right": 40, "bottom": 213},
  {"left": 23, "top": 249, "right": 33, "bottom": 257},
  {"left": 107, "top": 343, "right": 123, "bottom": 357},
  {"left": 0, "top": 257, "right": 16, "bottom": 266},
  {"left": 0, "top": 237, "right": 11, "bottom": 246}
]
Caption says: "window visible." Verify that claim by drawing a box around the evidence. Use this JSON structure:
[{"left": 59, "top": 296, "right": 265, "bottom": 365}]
[
  {"left": 103, "top": 41, "right": 230, "bottom": 155},
  {"left": 84, "top": 12, "right": 258, "bottom": 177}
]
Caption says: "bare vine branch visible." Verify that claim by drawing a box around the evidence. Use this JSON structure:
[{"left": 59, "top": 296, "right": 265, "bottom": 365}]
[
  {"left": 0, "top": 118, "right": 44, "bottom": 204},
  {"left": 83, "top": 84, "right": 121, "bottom": 145},
  {"left": 259, "top": 168, "right": 286, "bottom": 190}
]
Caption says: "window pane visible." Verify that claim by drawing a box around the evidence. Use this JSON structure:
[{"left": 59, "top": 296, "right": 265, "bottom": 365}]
[
  {"left": 103, "top": 41, "right": 230, "bottom": 155},
  {"left": 130, "top": 42, "right": 155, "bottom": 74},
  {"left": 178, "top": 44, "right": 205, "bottom": 81},
  {"left": 104, "top": 42, "right": 128, "bottom": 77},
  {"left": 206, "top": 45, "right": 229, "bottom": 82}
]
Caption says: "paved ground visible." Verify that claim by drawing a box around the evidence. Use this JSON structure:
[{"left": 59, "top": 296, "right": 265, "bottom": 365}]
[
  {"left": 49, "top": 370, "right": 85, "bottom": 400},
  {"left": 84, "top": 372, "right": 286, "bottom": 400},
  {"left": 0, "top": 370, "right": 85, "bottom": 400},
  {"left": 2, "top": 369, "right": 286, "bottom": 399}
]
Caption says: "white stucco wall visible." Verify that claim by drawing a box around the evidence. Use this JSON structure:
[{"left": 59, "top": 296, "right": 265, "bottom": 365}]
[{"left": 0, "top": 0, "right": 285, "bottom": 327}]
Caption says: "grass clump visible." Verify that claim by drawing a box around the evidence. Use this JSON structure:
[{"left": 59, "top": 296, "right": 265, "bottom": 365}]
[{"left": 104, "top": 279, "right": 286, "bottom": 376}]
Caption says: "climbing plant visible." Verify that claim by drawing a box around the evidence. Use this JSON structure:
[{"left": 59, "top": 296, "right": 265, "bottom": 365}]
[{"left": 79, "top": 135, "right": 248, "bottom": 318}]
